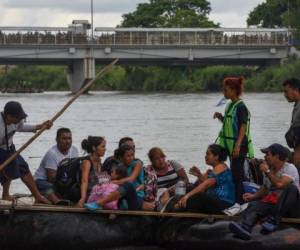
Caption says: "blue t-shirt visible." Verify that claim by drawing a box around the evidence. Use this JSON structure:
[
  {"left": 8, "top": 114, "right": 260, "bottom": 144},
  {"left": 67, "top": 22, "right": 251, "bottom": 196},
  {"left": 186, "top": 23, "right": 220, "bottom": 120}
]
[
  {"left": 127, "top": 159, "right": 145, "bottom": 199},
  {"left": 206, "top": 169, "right": 235, "bottom": 205}
]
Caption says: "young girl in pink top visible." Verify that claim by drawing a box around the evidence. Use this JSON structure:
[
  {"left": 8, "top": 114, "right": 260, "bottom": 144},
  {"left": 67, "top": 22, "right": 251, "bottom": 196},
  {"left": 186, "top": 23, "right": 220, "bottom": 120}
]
[{"left": 87, "top": 165, "right": 128, "bottom": 210}]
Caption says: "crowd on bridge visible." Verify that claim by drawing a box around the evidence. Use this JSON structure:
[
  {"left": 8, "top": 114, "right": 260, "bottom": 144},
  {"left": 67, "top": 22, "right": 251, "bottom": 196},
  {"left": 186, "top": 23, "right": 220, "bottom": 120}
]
[
  {"left": 0, "top": 77, "right": 300, "bottom": 240},
  {"left": 0, "top": 30, "right": 289, "bottom": 46}
]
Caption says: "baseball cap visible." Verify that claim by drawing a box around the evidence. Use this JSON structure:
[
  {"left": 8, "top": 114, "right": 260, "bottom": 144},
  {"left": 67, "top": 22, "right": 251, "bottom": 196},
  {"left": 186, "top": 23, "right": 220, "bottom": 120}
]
[
  {"left": 4, "top": 101, "right": 27, "bottom": 120},
  {"left": 261, "top": 143, "right": 290, "bottom": 160}
]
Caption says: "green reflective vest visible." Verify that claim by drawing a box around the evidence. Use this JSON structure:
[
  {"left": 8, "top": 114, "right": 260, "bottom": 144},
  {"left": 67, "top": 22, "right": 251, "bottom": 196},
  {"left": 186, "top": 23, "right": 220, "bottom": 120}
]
[{"left": 216, "top": 100, "right": 254, "bottom": 158}]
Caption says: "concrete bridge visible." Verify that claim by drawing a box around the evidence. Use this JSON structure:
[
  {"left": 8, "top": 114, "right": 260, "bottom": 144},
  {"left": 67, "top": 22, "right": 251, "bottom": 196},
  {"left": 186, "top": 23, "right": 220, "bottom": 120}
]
[{"left": 0, "top": 21, "right": 293, "bottom": 93}]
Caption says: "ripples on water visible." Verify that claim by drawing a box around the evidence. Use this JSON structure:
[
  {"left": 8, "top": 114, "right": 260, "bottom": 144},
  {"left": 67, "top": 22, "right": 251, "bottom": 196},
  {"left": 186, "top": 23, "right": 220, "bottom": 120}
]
[{"left": 0, "top": 91, "right": 292, "bottom": 194}]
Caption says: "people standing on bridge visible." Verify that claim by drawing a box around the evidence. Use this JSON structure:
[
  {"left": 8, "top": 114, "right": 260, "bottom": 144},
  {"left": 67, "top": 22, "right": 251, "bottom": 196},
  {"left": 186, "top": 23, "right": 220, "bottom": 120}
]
[
  {"left": 283, "top": 78, "right": 300, "bottom": 170},
  {"left": 214, "top": 77, "right": 254, "bottom": 204},
  {"left": 0, "top": 101, "right": 52, "bottom": 204}
]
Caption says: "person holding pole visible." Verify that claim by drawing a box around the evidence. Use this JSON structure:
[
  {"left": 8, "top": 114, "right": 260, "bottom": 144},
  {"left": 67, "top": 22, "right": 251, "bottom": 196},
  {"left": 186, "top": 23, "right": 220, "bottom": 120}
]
[
  {"left": 0, "top": 59, "right": 118, "bottom": 203},
  {"left": 0, "top": 101, "right": 52, "bottom": 203}
]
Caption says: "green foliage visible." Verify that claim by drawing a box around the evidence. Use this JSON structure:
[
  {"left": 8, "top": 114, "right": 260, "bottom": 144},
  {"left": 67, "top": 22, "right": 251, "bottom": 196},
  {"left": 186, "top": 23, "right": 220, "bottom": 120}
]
[
  {"left": 1, "top": 61, "right": 300, "bottom": 93},
  {"left": 121, "top": 0, "right": 218, "bottom": 28},
  {"left": 0, "top": 65, "right": 68, "bottom": 91},
  {"left": 286, "top": 0, "right": 300, "bottom": 45},
  {"left": 94, "top": 65, "right": 256, "bottom": 92},
  {"left": 92, "top": 66, "right": 126, "bottom": 90},
  {"left": 247, "top": 0, "right": 287, "bottom": 28},
  {"left": 245, "top": 58, "right": 300, "bottom": 92},
  {"left": 191, "top": 66, "right": 254, "bottom": 91}
]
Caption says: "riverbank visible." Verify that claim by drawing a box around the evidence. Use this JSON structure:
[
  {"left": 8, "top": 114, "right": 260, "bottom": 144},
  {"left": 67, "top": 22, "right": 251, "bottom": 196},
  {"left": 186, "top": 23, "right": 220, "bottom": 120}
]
[{"left": 0, "top": 59, "right": 299, "bottom": 92}]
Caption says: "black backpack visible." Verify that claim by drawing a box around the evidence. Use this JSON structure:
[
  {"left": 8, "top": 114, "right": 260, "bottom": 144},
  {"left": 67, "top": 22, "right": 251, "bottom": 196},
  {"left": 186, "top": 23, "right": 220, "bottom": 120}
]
[
  {"left": 55, "top": 156, "right": 89, "bottom": 202},
  {"left": 244, "top": 158, "right": 264, "bottom": 185}
]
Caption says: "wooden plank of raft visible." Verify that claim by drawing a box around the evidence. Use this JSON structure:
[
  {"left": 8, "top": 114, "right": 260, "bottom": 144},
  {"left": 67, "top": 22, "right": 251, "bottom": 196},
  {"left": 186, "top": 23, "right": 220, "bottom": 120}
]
[
  {"left": 0, "top": 204, "right": 230, "bottom": 219},
  {"left": 1, "top": 204, "right": 300, "bottom": 224}
]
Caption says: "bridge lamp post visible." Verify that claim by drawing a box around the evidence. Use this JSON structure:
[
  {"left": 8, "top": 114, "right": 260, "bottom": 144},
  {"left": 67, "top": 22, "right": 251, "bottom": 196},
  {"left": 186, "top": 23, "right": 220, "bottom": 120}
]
[{"left": 91, "top": 0, "right": 94, "bottom": 39}]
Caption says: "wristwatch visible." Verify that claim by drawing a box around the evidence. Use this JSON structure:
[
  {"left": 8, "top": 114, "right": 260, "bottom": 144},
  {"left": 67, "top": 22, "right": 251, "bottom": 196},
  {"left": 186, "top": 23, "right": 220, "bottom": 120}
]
[{"left": 265, "top": 169, "right": 271, "bottom": 174}]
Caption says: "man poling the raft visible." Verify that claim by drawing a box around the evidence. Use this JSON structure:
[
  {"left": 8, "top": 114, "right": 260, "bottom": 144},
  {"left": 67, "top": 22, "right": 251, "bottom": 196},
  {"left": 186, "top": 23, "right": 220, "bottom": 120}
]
[
  {"left": 0, "top": 101, "right": 52, "bottom": 204},
  {"left": 0, "top": 59, "right": 119, "bottom": 203}
]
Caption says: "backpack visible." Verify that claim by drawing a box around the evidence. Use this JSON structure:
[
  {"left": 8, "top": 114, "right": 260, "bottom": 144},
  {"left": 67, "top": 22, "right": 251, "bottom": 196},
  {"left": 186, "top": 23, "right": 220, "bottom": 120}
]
[
  {"left": 244, "top": 158, "right": 264, "bottom": 186},
  {"left": 55, "top": 156, "right": 89, "bottom": 202}
]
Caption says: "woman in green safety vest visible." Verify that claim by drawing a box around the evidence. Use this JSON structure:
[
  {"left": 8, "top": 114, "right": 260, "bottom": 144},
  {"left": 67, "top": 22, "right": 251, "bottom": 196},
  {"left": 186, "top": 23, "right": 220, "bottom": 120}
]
[{"left": 214, "top": 77, "right": 254, "bottom": 204}]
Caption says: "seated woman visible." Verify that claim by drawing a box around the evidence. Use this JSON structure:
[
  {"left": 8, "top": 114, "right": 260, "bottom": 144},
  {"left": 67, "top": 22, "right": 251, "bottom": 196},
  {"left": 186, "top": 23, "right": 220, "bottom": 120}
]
[
  {"left": 177, "top": 144, "right": 235, "bottom": 214},
  {"left": 113, "top": 144, "right": 145, "bottom": 200},
  {"left": 102, "top": 137, "right": 136, "bottom": 174},
  {"left": 85, "top": 144, "right": 153, "bottom": 211},
  {"left": 76, "top": 136, "right": 106, "bottom": 208},
  {"left": 144, "top": 147, "right": 189, "bottom": 205}
]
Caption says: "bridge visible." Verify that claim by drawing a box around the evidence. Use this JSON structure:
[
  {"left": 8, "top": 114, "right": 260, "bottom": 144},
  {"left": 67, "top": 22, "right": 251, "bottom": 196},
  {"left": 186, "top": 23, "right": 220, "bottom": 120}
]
[{"left": 0, "top": 21, "right": 293, "bottom": 93}]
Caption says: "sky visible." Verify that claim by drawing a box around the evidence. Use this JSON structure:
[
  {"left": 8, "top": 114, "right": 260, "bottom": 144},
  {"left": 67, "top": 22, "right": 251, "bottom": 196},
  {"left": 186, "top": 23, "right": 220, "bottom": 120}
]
[{"left": 0, "top": 0, "right": 265, "bottom": 28}]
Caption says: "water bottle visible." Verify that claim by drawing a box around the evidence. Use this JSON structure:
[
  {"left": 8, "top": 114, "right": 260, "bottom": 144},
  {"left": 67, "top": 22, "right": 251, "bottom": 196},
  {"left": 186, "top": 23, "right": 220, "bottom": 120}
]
[{"left": 175, "top": 181, "right": 186, "bottom": 196}]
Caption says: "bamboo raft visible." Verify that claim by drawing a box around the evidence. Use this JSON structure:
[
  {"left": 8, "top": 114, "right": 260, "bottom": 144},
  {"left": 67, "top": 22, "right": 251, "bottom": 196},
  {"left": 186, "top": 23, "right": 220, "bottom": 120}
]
[{"left": 1, "top": 201, "right": 300, "bottom": 250}]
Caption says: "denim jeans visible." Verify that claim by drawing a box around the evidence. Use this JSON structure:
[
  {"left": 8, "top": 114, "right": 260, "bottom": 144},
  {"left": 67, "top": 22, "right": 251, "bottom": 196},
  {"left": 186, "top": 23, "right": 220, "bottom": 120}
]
[{"left": 118, "top": 182, "right": 143, "bottom": 210}]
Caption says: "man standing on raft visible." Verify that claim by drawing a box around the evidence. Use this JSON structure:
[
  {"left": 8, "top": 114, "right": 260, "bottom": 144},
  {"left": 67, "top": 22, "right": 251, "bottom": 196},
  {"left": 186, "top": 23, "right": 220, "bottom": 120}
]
[
  {"left": 283, "top": 78, "right": 300, "bottom": 170},
  {"left": 0, "top": 101, "right": 52, "bottom": 204}
]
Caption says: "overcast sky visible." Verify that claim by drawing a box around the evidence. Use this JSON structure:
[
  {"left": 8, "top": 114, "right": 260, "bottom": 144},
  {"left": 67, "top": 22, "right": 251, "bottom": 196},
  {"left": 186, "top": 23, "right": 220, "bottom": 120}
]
[{"left": 0, "top": 0, "right": 265, "bottom": 28}]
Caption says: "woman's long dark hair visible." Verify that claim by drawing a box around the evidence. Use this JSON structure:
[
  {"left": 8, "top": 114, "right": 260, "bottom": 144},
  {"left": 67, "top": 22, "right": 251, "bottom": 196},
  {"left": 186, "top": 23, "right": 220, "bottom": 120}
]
[
  {"left": 208, "top": 144, "right": 228, "bottom": 162},
  {"left": 81, "top": 136, "right": 105, "bottom": 153},
  {"left": 114, "top": 144, "right": 134, "bottom": 160}
]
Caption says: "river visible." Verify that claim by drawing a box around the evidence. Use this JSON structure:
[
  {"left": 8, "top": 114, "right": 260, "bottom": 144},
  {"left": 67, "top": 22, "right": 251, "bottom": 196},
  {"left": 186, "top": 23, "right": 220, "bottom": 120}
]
[{"left": 0, "top": 91, "right": 292, "bottom": 194}]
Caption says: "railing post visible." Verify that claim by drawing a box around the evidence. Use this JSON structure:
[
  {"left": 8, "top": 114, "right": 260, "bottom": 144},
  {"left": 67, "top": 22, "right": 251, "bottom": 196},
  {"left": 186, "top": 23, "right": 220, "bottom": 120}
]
[
  {"left": 54, "top": 33, "right": 57, "bottom": 45},
  {"left": 130, "top": 31, "right": 132, "bottom": 45},
  {"left": 20, "top": 33, "right": 23, "bottom": 44},
  {"left": 162, "top": 31, "right": 165, "bottom": 45},
  {"left": 179, "top": 31, "right": 181, "bottom": 45},
  {"left": 146, "top": 32, "right": 149, "bottom": 45},
  {"left": 3, "top": 34, "right": 6, "bottom": 45},
  {"left": 194, "top": 31, "right": 197, "bottom": 45},
  {"left": 113, "top": 32, "right": 116, "bottom": 45}
]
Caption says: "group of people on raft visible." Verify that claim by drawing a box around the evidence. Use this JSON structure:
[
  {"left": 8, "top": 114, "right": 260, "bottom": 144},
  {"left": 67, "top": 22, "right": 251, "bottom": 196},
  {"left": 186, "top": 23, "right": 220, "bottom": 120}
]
[{"left": 0, "top": 77, "right": 300, "bottom": 241}]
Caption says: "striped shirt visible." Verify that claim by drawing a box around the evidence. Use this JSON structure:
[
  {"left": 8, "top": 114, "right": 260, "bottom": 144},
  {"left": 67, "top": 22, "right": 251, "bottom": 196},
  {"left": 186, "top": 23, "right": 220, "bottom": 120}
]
[{"left": 155, "top": 160, "right": 183, "bottom": 189}]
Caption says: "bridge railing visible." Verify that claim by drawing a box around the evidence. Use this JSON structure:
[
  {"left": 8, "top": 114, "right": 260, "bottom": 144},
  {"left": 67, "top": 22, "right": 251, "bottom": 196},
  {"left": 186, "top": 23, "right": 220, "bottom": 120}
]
[
  {"left": 94, "top": 28, "right": 290, "bottom": 46},
  {"left": 0, "top": 27, "right": 291, "bottom": 46},
  {"left": 0, "top": 27, "right": 89, "bottom": 45}
]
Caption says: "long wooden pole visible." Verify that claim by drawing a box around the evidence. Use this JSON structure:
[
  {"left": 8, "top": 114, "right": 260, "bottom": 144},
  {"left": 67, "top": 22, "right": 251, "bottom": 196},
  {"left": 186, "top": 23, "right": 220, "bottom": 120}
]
[
  {"left": 0, "top": 58, "right": 119, "bottom": 172},
  {"left": 2, "top": 204, "right": 300, "bottom": 225}
]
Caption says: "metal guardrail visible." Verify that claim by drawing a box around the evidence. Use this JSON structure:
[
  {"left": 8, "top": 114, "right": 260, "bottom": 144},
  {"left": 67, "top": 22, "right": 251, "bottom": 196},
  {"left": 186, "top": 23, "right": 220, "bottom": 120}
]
[{"left": 0, "top": 27, "right": 291, "bottom": 46}]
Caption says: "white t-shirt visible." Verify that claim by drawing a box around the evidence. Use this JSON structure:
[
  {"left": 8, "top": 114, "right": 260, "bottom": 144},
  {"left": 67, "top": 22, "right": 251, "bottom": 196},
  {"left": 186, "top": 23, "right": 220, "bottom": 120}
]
[
  {"left": 34, "top": 145, "right": 79, "bottom": 181},
  {"left": 263, "top": 162, "right": 300, "bottom": 194}
]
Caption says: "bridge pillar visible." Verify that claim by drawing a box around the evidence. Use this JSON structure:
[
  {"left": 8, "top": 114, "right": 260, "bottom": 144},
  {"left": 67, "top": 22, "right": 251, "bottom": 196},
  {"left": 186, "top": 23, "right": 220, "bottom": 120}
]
[{"left": 66, "top": 58, "right": 95, "bottom": 93}]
